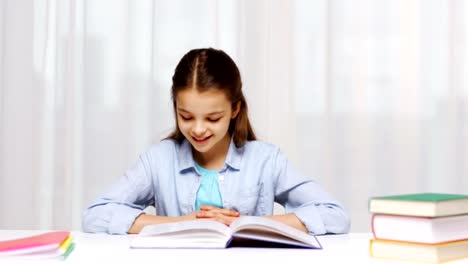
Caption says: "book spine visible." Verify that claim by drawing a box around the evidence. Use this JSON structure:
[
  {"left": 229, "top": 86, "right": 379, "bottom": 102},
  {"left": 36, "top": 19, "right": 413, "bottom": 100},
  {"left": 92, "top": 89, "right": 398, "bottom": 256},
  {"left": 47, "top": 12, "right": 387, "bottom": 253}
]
[{"left": 370, "top": 214, "right": 377, "bottom": 238}]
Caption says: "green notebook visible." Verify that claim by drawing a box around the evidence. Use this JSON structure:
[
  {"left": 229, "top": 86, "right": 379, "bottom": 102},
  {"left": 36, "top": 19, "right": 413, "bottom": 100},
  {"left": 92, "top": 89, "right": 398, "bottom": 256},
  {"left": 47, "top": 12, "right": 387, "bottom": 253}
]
[
  {"left": 62, "top": 242, "right": 75, "bottom": 259},
  {"left": 369, "top": 193, "right": 468, "bottom": 217}
]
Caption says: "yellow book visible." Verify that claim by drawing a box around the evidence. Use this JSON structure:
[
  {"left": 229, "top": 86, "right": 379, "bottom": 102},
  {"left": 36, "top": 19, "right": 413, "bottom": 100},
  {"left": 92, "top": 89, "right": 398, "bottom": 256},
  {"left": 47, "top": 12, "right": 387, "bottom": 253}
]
[
  {"left": 370, "top": 239, "right": 468, "bottom": 263},
  {"left": 58, "top": 236, "right": 73, "bottom": 254}
]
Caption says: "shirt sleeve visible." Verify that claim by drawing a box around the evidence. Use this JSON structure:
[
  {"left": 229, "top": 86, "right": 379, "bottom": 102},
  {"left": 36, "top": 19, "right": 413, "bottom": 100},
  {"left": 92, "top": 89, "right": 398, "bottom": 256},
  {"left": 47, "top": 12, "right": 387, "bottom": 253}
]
[
  {"left": 272, "top": 149, "right": 350, "bottom": 235},
  {"left": 82, "top": 151, "right": 155, "bottom": 234}
]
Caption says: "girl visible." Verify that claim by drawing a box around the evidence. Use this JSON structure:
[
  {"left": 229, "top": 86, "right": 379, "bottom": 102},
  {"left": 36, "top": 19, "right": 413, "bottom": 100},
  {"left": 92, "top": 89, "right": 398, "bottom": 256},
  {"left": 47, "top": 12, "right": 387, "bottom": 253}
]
[{"left": 82, "top": 48, "right": 350, "bottom": 235}]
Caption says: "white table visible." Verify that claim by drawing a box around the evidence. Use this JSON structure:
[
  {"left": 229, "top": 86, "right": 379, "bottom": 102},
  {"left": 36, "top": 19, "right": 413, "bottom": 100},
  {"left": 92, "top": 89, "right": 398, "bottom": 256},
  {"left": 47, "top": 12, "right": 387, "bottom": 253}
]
[{"left": 1, "top": 230, "right": 467, "bottom": 264}]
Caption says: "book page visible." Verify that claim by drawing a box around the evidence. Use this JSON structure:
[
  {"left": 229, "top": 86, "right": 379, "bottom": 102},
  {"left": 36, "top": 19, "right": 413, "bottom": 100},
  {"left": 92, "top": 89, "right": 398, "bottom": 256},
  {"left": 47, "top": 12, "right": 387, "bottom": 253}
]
[
  {"left": 131, "top": 219, "right": 232, "bottom": 248},
  {"left": 229, "top": 216, "right": 321, "bottom": 248}
]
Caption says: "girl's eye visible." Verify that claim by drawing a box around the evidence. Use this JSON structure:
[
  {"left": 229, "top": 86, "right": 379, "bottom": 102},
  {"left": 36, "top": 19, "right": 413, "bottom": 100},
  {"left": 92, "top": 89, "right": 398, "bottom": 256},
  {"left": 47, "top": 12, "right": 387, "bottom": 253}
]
[
  {"left": 208, "top": 118, "right": 221, "bottom": 122},
  {"left": 180, "top": 116, "right": 192, "bottom": 121}
]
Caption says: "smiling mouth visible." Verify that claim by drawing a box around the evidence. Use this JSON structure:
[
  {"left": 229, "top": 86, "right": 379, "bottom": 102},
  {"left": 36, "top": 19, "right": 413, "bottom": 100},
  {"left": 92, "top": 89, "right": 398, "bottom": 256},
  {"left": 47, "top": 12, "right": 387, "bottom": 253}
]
[{"left": 192, "top": 135, "right": 212, "bottom": 144}]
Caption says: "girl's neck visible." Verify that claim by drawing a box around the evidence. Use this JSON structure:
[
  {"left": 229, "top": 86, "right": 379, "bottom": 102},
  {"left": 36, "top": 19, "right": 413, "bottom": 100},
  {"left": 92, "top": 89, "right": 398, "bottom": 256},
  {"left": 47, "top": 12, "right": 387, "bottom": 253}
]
[{"left": 193, "top": 134, "right": 231, "bottom": 170}]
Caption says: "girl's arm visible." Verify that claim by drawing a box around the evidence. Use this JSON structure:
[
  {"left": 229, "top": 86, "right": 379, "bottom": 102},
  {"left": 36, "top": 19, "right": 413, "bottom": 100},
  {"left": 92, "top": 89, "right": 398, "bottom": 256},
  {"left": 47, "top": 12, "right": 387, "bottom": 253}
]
[
  {"left": 128, "top": 213, "right": 196, "bottom": 234},
  {"left": 82, "top": 151, "right": 156, "bottom": 234},
  {"left": 272, "top": 149, "right": 351, "bottom": 235},
  {"left": 129, "top": 206, "right": 241, "bottom": 233},
  {"left": 194, "top": 207, "right": 308, "bottom": 233},
  {"left": 263, "top": 214, "right": 308, "bottom": 233}
]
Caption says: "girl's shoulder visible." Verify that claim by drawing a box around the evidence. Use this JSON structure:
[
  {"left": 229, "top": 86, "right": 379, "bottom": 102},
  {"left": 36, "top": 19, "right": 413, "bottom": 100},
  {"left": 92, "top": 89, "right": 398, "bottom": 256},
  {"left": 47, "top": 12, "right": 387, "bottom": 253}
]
[
  {"left": 144, "top": 139, "right": 180, "bottom": 156},
  {"left": 242, "top": 140, "right": 281, "bottom": 156},
  {"left": 244, "top": 139, "right": 277, "bottom": 148}
]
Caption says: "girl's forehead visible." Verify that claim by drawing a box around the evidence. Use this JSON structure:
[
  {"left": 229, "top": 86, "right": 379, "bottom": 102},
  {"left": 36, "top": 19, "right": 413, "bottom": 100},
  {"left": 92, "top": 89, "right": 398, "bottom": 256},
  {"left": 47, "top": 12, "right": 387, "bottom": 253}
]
[{"left": 176, "top": 88, "right": 230, "bottom": 113}]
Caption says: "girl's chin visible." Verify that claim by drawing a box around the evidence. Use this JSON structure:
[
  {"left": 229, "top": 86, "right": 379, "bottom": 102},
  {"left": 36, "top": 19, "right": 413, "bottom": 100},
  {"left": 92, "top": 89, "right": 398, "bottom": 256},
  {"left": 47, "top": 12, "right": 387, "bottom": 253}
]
[{"left": 192, "top": 144, "right": 213, "bottom": 154}]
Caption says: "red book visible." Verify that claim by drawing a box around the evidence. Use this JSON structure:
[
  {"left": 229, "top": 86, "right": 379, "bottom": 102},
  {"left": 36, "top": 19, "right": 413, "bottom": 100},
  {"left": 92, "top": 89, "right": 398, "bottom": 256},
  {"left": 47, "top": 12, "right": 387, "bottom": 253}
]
[{"left": 0, "top": 231, "right": 70, "bottom": 255}]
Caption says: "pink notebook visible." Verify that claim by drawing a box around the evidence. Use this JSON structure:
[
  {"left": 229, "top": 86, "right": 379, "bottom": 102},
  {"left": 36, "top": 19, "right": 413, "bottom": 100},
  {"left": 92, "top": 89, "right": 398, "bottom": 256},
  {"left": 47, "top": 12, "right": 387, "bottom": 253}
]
[{"left": 0, "top": 231, "right": 70, "bottom": 255}]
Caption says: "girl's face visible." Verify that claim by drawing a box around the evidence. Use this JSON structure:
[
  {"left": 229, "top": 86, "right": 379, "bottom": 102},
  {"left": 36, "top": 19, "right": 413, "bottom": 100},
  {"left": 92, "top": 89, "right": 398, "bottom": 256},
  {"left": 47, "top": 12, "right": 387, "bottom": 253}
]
[{"left": 176, "top": 88, "right": 239, "bottom": 155}]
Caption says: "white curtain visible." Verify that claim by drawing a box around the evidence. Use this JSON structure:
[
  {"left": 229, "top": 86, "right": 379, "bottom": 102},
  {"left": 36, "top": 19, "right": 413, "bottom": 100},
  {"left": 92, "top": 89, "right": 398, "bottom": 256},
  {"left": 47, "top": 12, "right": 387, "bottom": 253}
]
[{"left": 1, "top": 0, "right": 467, "bottom": 232}]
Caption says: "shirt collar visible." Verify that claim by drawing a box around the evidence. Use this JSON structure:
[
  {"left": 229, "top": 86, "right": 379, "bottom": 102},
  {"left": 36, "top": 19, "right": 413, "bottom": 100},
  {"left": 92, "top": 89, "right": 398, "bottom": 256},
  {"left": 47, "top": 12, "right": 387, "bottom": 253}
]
[{"left": 177, "top": 137, "right": 244, "bottom": 173}]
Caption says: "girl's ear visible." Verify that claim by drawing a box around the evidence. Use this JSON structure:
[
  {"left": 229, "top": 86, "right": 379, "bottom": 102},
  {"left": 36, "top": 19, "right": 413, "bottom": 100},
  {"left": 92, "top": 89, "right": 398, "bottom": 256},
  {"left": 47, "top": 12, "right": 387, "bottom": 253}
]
[{"left": 231, "top": 101, "right": 241, "bottom": 119}]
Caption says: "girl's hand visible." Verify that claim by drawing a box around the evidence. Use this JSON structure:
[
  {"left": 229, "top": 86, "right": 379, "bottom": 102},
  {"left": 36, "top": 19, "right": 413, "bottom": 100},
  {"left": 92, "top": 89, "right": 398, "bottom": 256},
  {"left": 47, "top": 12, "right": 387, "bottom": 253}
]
[{"left": 196, "top": 205, "right": 240, "bottom": 225}]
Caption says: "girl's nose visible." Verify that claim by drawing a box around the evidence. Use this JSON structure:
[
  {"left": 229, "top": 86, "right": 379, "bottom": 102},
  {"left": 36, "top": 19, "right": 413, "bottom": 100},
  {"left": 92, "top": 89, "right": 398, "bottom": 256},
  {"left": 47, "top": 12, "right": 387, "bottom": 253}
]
[{"left": 192, "top": 121, "right": 207, "bottom": 136}]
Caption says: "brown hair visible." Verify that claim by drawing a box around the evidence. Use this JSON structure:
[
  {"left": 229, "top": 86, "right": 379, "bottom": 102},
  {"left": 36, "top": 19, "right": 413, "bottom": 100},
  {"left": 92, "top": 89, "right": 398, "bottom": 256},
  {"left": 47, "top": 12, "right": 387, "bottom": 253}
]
[{"left": 165, "top": 48, "right": 256, "bottom": 147}]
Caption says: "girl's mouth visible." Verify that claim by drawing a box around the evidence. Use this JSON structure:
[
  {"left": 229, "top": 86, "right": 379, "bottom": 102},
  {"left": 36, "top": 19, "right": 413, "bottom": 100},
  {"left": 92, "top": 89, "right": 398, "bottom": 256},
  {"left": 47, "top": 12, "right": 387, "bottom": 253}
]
[{"left": 193, "top": 135, "right": 212, "bottom": 144}]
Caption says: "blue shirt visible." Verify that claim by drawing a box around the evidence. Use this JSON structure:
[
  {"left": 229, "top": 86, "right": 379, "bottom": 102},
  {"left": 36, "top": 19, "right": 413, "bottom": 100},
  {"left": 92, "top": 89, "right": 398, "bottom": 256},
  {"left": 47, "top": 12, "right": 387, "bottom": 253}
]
[
  {"left": 82, "top": 138, "right": 350, "bottom": 235},
  {"left": 194, "top": 163, "right": 223, "bottom": 211}
]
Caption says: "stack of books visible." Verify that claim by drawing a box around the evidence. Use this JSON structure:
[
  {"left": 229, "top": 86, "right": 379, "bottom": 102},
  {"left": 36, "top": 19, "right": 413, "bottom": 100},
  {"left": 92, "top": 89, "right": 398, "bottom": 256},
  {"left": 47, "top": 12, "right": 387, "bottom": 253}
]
[
  {"left": 0, "top": 231, "right": 75, "bottom": 260},
  {"left": 368, "top": 193, "right": 468, "bottom": 263}
]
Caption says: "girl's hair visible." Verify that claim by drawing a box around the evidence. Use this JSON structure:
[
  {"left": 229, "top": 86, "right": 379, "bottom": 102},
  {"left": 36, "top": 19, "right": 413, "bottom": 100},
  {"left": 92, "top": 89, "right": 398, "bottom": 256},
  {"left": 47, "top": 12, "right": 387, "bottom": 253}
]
[{"left": 166, "top": 48, "right": 256, "bottom": 147}]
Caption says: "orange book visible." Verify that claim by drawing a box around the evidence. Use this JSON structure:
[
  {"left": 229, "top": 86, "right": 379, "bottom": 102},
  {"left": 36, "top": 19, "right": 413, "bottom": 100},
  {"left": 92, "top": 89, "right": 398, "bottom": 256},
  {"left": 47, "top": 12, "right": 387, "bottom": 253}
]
[{"left": 370, "top": 239, "right": 468, "bottom": 263}]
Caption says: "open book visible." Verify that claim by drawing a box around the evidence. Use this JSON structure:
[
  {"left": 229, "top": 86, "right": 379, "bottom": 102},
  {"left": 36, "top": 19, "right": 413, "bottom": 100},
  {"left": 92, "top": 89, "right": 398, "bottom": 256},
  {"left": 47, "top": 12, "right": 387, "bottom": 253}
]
[{"left": 130, "top": 216, "right": 322, "bottom": 249}]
